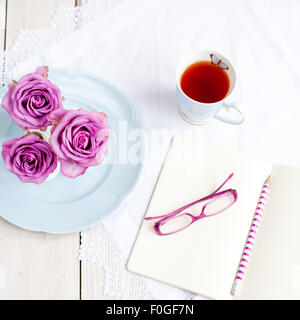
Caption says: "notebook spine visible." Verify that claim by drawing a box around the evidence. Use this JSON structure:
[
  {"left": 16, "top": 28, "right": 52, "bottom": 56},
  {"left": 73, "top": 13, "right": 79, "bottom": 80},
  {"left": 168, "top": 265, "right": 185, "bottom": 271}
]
[{"left": 231, "top": 182, "right": 270, "bottom": 296}]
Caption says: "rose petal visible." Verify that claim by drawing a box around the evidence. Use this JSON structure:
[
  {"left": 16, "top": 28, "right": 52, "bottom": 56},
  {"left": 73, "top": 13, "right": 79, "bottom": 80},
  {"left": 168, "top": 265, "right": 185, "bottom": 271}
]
[
  {"left": 48, "top": 107, "right": 68, "bottom": 123},
  {"left": 59, "top": 158, "right": 87, "bottom": 178},
  {"left": 90, "top": 111, "right": 108, "bottom": 124},
  {"left": 35, "top": 66, "right": 49, "bottom": 78}
]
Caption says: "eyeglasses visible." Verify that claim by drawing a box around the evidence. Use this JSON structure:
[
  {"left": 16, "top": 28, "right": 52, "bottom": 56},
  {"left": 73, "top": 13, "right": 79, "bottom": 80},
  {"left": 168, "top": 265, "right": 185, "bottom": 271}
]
[{"left": 145, "top": 173, "right": 238, "bottom": 236}]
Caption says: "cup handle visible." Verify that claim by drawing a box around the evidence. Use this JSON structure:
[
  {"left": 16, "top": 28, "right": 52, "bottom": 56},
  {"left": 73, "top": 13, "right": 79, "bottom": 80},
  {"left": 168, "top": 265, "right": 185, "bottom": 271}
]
[{"left": 214, "top": 102, "right": 245, "bottom": 125}]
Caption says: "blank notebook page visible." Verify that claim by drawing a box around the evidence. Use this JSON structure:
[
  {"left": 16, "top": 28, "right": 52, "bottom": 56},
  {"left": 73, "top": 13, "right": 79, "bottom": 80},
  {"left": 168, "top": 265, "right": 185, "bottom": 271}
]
[
  {"left": 127, "top": 136, "right": 271, "bottom": 299},
  {"left": 238, "top": 165, "right": 300, "bottom": 299}
]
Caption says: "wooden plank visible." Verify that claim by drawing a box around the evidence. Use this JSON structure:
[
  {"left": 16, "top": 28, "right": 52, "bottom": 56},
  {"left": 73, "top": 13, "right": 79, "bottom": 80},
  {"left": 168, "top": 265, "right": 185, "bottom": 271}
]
[
  {"left": 0, "top": 220, "right": 80, "bottom": 300},
  {"left": 6, "top": 0, "right": 75, "bottom": 49},
  {"left": 76, "top": 0, "right": 86, "bottom": 6},
  {"left": 81, "top": 262, "right": 113, "bottom": 300},
  {"left": 0, "top": 0, "right": 80, "bottom": 300},
  {"left": 0, "top": 0, "right": 6, "bottom": 49}
]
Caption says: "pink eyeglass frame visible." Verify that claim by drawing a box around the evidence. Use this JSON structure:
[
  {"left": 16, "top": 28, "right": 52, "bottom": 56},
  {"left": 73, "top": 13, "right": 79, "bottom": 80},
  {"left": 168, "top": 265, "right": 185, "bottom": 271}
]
[{"left": 145, "top": 173, "right": 238, "bottom": 236}]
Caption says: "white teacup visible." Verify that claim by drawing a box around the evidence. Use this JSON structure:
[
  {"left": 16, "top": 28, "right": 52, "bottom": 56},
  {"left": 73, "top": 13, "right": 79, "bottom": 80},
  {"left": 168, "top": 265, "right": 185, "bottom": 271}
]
[{"left": 176, "top": 50, "right": 245, "bottom": 125}]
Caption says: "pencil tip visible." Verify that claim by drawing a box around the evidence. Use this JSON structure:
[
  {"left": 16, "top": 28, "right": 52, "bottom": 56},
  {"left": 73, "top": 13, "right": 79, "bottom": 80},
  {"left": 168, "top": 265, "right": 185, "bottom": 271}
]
[{"left": 266, "top": 175, "right": 271, "bottom": 184}]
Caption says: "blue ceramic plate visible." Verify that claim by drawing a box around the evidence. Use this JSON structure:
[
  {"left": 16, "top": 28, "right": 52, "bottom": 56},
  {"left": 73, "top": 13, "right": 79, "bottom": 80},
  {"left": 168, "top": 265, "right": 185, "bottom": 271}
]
[{"left": 0, "top": 69, "right": 143, "bottom": 234}]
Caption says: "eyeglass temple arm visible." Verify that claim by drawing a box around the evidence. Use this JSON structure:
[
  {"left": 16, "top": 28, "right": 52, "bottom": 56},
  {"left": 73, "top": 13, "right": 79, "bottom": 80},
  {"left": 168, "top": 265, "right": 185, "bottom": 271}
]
[
  {"left": 144, "top": 206, "right": 186, "bottom": 221},
  {"left": 211, "top": 172, "right": 234, "bottom": 194},
  {"left": 145, "top": 172, "right": 234, "bottom": 221}
]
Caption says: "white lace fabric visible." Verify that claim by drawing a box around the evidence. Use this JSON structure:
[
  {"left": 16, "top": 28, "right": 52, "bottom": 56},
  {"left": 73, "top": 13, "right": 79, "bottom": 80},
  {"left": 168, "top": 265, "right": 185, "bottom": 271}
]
[
  {"left": 80, "top": 223, "right": 154, "bottom": 300},
  {"left": 0, "top": 0, "right": 119, "bottom": 86},
  {"left": 0, "top": 0, "right": 193, "bottom": 300}
]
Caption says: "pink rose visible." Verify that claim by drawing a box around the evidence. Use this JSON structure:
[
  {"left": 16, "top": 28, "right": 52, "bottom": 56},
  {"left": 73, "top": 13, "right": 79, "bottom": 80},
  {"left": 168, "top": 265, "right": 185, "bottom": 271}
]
[
  {"left": 49, "top": 108, "right": 109, "bottom": 178},
  {"left": 2, "top": 66, "right": 63, "bottom": 129},
  {"left": 2, "top": 134, "right": 58, "bottom": 184}
]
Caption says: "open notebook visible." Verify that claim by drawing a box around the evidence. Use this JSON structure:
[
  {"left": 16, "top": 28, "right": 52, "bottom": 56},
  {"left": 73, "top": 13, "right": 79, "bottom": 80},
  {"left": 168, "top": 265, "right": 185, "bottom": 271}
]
[{"left": 127, "top": 136, "right": 300, "bottom": 300}]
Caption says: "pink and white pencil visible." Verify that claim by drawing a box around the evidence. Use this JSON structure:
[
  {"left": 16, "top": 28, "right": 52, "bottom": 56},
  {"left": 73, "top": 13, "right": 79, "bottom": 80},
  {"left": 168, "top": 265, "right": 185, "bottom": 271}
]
[{"left": 231, "top": 176, "right": 271, "bottom": 296}]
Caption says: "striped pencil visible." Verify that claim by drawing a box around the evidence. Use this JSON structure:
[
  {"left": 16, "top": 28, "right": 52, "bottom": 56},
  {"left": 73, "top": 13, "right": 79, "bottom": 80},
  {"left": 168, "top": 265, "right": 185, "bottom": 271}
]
[{"left": 231, "top": 176, "right": 271, "bottom": 296}]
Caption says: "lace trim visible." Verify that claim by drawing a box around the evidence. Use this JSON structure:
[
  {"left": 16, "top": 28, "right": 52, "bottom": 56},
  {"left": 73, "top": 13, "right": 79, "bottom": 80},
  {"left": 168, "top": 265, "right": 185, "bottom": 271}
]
[
  {"left": 0, "top": 0, "right": 119, "bottom": 86},
  {"left": 79, "top": 223, "right": 154, "bottom": 300}
]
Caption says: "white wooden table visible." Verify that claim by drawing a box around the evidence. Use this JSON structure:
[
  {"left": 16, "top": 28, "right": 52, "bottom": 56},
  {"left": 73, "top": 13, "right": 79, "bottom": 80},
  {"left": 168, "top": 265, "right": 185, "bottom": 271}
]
[{"left": 0, "top": 0, "right": 110, "bottom": 300}]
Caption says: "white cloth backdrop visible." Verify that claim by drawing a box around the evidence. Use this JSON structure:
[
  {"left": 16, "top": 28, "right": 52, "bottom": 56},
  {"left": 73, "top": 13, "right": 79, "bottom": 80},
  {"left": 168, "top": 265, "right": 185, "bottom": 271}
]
[{"left": 4, "top": 0, "right": 300, "bottom": 299}]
